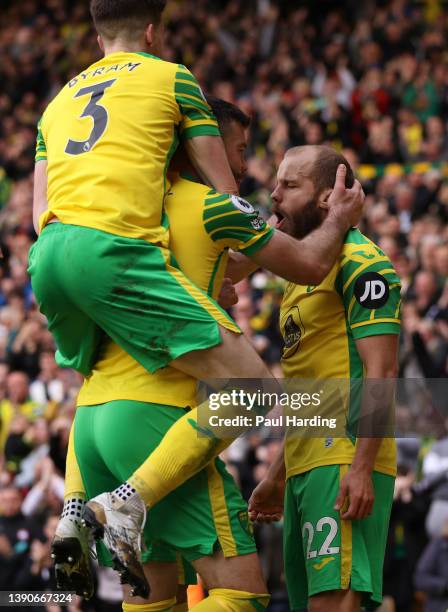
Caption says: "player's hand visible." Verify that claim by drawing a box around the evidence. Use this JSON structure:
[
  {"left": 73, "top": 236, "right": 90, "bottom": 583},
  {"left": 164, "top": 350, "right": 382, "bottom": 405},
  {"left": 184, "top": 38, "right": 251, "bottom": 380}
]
[
  {"left": 218, "top": 277, "right": 238, "bottom": 309},
  {"left": 327, "top": 164, "right": 365, "bottom": 229},
  {"left": 334, "top": 466, "right": 374, "bottom": 520},
  {"left": 248, "top": 477, "right": 285, "bottom": 523}
]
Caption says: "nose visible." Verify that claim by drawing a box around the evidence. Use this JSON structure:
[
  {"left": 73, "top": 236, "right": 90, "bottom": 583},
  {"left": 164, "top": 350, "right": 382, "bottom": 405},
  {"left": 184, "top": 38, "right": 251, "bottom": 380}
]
[{"left": 271, "top": 184, "right": 281, "bottom": 205}]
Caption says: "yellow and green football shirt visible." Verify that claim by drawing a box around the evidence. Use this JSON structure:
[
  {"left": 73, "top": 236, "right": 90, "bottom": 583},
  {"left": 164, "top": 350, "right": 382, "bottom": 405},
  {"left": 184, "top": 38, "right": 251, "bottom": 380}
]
[
  {"left": 35, "top": 52, "right": 219, "bottom": 244},
  {"left": 280, "top": 228, "right": 401, "bottom": 479},
  {"left": 77, "top": 174, "right": 273, "bottom": 408}
]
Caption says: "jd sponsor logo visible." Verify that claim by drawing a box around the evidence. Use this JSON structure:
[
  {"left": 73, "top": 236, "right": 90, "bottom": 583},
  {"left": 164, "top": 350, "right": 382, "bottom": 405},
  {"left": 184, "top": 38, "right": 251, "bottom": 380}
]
[{"left": 354, "top": 272, "right": 389, "bottom": 309}]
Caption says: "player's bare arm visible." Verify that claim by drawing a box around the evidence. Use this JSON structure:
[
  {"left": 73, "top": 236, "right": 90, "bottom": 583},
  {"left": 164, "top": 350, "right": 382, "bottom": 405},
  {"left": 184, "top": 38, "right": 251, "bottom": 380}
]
[
  {"left": 33, "top": 160, "right": 48, "bottom": 235},
  {"left": 334, "top": 334, "right": 399, "bottom": 520},
  {"left": 226, "top": 165, "right": 364, "bottom": 286},
  {"left": 224, "top": 214, "right": 279, "bottom": 284},
  {"left": 185, "top": 135, "right": 238, "bottom": 195},
  {"left": 225, "top": 251, "right": 259, "bottom": 285},
  {"left": 248, "top": 440, "right": 286, "bottom": 523}
]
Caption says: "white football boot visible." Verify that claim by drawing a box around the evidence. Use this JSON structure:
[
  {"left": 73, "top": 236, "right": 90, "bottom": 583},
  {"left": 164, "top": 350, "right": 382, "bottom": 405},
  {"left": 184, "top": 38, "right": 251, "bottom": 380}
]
[{"left": 82, "top": 488, "right": 149, "bottom": 598}]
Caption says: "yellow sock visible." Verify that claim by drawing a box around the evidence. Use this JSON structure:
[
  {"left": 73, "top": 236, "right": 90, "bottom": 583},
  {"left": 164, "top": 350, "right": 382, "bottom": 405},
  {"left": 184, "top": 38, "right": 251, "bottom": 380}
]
[
  {"left": 128, "top": 407, "right": 229, "bottom": 507},
  {"left": 192, "top": 589, "right": 270, "bottom": 612},
  {"left": 122, "top": 597, "right": 176, "bottom": 612},
  {"left": 64, "top": 422, "right": 86, "bottom": 500}
]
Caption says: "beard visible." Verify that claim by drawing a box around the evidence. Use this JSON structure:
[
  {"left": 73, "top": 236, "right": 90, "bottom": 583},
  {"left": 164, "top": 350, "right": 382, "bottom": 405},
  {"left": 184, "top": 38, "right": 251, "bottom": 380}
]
[{"left": 289, "top": 197, "right": 326, "bottom": 240}]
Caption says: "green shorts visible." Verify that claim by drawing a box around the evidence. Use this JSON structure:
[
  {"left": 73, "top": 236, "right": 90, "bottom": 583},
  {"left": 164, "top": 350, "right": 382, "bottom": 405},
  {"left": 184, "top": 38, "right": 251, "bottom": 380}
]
[
  {"left": 284, "top": 465, "right": 394, "bottom": 611},
  {"left": 73, "top": 400, "right": 256, "bottom": 567},
  {"left": 28, "top": 223, "right": 239, "bottom": 376}
]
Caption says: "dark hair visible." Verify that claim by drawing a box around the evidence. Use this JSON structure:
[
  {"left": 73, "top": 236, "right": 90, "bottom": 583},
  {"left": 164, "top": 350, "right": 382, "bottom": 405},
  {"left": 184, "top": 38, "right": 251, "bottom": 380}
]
[
  {"left": 205, "top": 96, "right": 250, "bottom": 133},
  {"left": 90, "top": 0, "right": 166, "bottom": 37},
  {"left": 309, "top": 145, "right": 355, "bottom": 193}
]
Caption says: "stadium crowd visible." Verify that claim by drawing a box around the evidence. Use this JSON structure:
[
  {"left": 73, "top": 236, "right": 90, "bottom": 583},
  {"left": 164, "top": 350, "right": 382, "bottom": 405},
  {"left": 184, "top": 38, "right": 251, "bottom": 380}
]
[{"left": 0, "top": 0, "right": 447, "bottom": 610}]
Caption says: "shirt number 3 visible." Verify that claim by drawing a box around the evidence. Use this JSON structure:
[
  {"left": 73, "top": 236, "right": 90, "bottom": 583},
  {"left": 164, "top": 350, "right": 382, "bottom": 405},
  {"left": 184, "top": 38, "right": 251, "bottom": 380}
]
[{"left": 65, "top": 79, "right": 117, "bottom": 155}]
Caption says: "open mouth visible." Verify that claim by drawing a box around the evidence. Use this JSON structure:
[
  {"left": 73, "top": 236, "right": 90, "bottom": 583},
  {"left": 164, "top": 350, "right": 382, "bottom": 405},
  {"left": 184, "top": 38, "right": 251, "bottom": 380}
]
[{"left": 275, "top": 212, "right": 286, "bottom": 231}]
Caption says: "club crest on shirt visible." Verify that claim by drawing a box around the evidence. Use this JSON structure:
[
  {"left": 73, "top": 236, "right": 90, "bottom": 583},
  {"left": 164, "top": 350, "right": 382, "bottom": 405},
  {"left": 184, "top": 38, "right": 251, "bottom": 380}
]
[
  {"left": 281, "top": 306, "right": 305, "bottom": 359},
  {"left": 238, "top": 510, "right": 254, "bottom": 535},
  {"left": 251, "top": 217, "right": 265, "bottom": 230}
]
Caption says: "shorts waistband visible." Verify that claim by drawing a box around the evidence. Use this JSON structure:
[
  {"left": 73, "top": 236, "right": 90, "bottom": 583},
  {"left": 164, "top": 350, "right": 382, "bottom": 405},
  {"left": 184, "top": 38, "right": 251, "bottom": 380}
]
[{"left": 40, "top": 222, "right": 168, "bottom": 249}]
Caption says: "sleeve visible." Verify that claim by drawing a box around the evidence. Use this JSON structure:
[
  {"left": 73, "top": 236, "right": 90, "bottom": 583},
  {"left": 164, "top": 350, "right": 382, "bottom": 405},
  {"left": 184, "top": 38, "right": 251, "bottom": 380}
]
[
  {"left": 337, "top": 250, "right": 402, "bottom": 340},
  {"left": 174, "top": 65, "right": 221, "bottom": 141},
  {"left": 35, "top": 118, "right": 47, "bottom": 162},
  {"left": 203, "top": 191, "right": 274, "bottom": 255}
]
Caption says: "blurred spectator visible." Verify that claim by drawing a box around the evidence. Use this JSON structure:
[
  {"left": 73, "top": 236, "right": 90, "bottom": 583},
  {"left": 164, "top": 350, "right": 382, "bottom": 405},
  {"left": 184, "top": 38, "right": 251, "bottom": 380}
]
[
  {"left": 0, "top": 484, "right": 43, "bottom": 589},
  {"left": 20, "top": 457, "right": 64, "bottom": 520},
  {"left": 0, "top": 372, "right": 45, "bottom": 449},
  {"left": 421, "top": 430, "right": 448, "bottom": 538},
  {"left": 383, "top": 467, "right": 429, "bottom": 612},
  {"left": 0, "top": 370, "right": 43, "bottom": 451},
  {"left": 29, "top": 351, "right": 64, "bottom": 406},
  {"left": 415, "top": 519, "right": 448, "bottom": 612},
  {"left": 14, "top": 418, "right": 51, "bottom": 489}
]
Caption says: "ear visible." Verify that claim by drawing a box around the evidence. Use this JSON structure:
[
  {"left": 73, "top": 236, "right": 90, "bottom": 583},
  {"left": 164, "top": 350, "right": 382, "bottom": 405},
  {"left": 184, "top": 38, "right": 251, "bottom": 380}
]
[
  {"left": 145, "top": 23, "right": 154, "bottom": 47},
  {"left": 97, "top": 35, "right": 105, "bottom": 53},
  {"left": 317, "top": 188, "right": 332, "bottom": 210}
]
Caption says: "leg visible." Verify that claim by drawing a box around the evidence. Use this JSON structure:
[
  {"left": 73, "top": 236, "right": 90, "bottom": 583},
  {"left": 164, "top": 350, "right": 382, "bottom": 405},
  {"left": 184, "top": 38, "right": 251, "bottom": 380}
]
[
  {"left": 170, "top": 326, "right": 273, "bottom": 379},
  {"left": 51, "top": 419, "right": 93, "bottom": 598},
  {"left": 191, "top": 552, "right": 269, "bottom": 612},
  {"left": 121, "top": 561, "right": 198, "bottom": 612},
  {"left": 193, "top": 551, "right": 266, "bottom": 593},
  {"left": 309, "top": 590, "right": 361, "bottom": 612},
  {"left": 128, "top": 328, "right": 277, "bottom": 507},
  {"left": 173, "top": 585, "right": 188, "bottom": 612},
  {"left": 146, "top": 454, "right": 269, "bottom": 612},
  {"left": 122, "top": 561, "right": 178, "bottom": 606}
]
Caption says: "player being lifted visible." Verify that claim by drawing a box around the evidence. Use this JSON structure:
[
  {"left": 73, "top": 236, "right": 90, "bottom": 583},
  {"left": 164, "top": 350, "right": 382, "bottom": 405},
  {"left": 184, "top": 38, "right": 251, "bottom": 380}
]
[{"left": 30, "top": 0, "right": 365, "bottom": 595}]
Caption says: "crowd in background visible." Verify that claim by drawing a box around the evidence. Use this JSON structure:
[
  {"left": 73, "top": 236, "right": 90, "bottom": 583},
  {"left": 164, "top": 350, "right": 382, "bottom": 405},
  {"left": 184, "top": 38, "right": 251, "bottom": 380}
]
[{"left": 0, "top": 0, "right": 447, "bottom": 610}]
